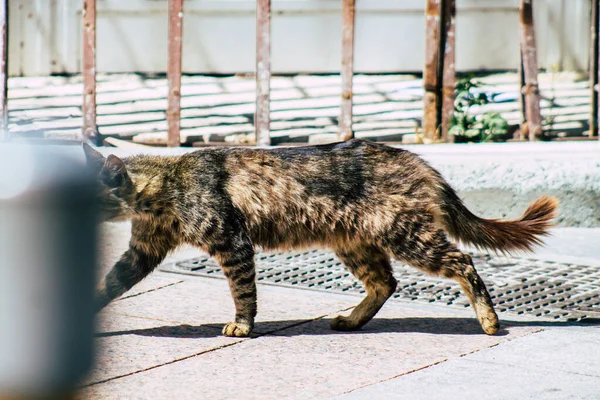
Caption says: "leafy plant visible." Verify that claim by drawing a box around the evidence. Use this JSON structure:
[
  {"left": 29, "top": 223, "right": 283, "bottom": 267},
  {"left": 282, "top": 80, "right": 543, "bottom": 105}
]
[{"left": 448, "top": 76, "right": 509, "bottom": 143}]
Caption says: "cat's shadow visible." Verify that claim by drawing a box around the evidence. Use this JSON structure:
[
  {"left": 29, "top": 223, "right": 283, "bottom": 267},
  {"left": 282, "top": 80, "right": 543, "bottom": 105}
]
[{"left": 95, "top": 317, "right": 599, "bottom": 339}]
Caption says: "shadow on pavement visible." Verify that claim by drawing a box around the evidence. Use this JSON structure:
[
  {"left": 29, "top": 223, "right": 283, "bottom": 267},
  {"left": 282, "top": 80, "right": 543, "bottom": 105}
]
[{"left": 95, "top": 316, "right": 600, "bottom": 339}]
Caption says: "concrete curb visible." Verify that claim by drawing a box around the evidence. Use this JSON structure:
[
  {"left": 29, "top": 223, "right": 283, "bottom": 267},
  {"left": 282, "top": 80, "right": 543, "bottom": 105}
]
[{"left": 44, "top": 140, "right": 600, "bottom": 227}]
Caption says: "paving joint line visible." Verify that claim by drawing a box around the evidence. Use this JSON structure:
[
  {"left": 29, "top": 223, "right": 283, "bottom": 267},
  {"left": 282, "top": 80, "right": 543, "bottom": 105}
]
[
  {"left": 88, "top": 306, "right": 356, "bottom": 386},
  {"left": 97, "top": 311, "right": 198, "bottom": 327},
  {"left": 116, "top": 280, "right": 185, "bottom": 302},
  {"left": 83, "top": 339, "right": 246, "bottom": 387},
  {"left": 340, "top": 327, "right": 547, "bottom": 396}
]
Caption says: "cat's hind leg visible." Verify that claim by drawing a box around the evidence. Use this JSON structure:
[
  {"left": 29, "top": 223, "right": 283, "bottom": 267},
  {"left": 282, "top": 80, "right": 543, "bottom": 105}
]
[
  {"left": 385, "top": 221, "right": 499, "bottom": 335},
  {"left": 331, "top": 244, "right": 397, "bottom": 331}
]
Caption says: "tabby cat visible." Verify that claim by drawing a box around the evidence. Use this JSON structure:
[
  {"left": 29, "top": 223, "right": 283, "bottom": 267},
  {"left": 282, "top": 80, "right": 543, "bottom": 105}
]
[{"left": 84, "top": 139, "right": 557, "bottom": 337}]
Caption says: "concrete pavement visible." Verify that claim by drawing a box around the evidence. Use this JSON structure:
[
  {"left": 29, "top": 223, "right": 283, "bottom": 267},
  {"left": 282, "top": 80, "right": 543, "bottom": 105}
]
[
  {"left": 338, "top": 326, "right": 600, "bottom": 400},
  {"left": 79, "top": 223, "right": 600, "bottom": 399}
]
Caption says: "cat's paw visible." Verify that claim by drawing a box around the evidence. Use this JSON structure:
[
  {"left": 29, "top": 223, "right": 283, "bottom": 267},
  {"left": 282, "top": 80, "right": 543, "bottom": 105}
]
[
  {"left": 479, "top": 314, "right": 500, "bottom": 335},
  {"left": 329, "top": 315, "right": 359, "bottom": 331},
  {"left": 222, "top": 321, "right": 252, "bottom": 337}
]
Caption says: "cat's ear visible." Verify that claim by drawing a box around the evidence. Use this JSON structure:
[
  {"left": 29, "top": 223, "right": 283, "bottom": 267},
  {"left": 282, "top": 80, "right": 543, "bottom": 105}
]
[
  {"left": 100, "top": 154, "right": 133, "bottom": 191},
  {"left": 82, "top": 143, "right": 106, "bottom": 174}
]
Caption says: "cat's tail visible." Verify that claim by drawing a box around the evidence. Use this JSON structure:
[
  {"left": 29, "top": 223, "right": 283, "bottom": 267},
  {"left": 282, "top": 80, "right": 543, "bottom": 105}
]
[{"left": 438, "top": 183, "right": 558, "bottom": 253}]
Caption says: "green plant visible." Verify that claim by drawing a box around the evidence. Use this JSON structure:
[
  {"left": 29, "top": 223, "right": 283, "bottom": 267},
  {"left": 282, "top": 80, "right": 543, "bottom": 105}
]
[{"left": 448, "top": 76, "right": 509, "bottom": 143}]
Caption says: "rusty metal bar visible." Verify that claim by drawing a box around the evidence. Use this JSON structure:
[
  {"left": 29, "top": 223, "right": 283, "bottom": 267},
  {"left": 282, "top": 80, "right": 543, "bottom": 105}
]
[
  {"left": 255, "top": 0, "right": 271, "bottom": 146},
  {"left": 0, "top": 0, "right": 8, "bottom": 141},
  {"left": 339, "top": 0, "right": 355, "bottom": 142},
  {"left": 517, "top": 47, "right": 527, "bottom": 140},
  {"left": 82, "top": 0, "right": 97, "bottom": 143},
  {"left": 519, "top": 0, "right": 543, "bottom": 141},
  {"left": 591, "top": 0, "right": 599, "bottom": 138},
  {"left": 423, "top": 0, "right": 442, "bottom": 142},
  {"left": 167, "top": 0, "right": 183, "bottom": 148},
  {"left": 440, "top": 0, "right": 455, "bottom": 143}
]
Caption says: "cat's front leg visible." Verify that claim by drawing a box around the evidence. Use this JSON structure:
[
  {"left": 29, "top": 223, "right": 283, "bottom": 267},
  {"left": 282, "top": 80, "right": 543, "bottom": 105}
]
[
  {"left": 95, "top": 246, "right": 165, "bottom": 311},
  {"left": 96, "top": 220, "right": 176, "bottom": 311},
  {"left": 211, "top": 240, "right": 257, "bottom": 337}
]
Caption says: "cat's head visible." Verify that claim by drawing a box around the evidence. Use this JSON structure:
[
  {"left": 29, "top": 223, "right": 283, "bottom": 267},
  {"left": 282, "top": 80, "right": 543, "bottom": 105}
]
[{"left": 83, "top": 143, "right": 137, "bottom": 222}]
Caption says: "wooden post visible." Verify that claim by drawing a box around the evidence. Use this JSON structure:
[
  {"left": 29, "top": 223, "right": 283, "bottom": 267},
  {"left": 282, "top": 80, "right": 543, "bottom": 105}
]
[
  {"left": 440, "top": 0, "right": 456, "bottom": 143},
  {"left": 339, "top": 0, "right": 355, "bottom": 142},
  {"left": 423, "top": 0, "right": 442, "bottom": 142},
  {"left": 519, "top": 0, "right": 543, "bottom": 141},
  {"left": 255, "top": 0, "right": 271, "bottom": 146},
  {"left": 82, "top": 0, "right": 97, "bottom": 143},
  {"left": 167, "top": 0, "right": 183, "bottom": 147},
  {"left": 590, "top": 0, "right": 599, "bottom": 138}
]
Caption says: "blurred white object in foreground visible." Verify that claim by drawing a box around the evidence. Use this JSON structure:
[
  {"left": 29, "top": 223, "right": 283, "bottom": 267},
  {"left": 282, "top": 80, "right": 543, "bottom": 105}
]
[{"left": 0, "top": 143, "right": 98, "bottom": 398}]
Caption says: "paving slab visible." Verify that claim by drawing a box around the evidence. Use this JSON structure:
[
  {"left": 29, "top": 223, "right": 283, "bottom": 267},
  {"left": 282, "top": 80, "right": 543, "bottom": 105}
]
[
  {"left": 81, "top": 299, "right": 537, "bottom": 400},
  {"left": 339, "top": 326, "right": 600, "bottom": 400},
  {"left": 100, "top": 278, "right": 355, "bottom": 334},
  {"left": 86, "top": 313, "right": 240, "bottom": 385},
  {"left": 532, "top": 227, "right": 600, "bottom": 263},
  {"left": 465, "top": 326, "right": 600, "bottom": 377}
]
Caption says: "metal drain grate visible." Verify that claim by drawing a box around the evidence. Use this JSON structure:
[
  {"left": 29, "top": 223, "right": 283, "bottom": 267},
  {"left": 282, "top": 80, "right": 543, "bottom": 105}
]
[{"left": 159, "top": 250, "right": 600, "bottom": 321}]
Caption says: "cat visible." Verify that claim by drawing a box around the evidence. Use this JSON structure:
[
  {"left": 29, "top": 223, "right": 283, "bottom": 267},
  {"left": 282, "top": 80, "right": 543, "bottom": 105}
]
[{"left": 84, "top": 139, "right": 557, "bottom": 337}]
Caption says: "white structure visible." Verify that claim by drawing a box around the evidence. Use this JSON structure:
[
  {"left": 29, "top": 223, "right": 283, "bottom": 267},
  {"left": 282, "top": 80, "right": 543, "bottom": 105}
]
[{"left": 8, "top": 0, "right": 591, "bottom": 76}]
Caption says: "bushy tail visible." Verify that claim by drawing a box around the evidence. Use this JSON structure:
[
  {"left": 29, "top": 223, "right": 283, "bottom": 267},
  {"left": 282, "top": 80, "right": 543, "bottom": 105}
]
[{"left": 439, "top": 184, "right": 558, "bottom": 253}]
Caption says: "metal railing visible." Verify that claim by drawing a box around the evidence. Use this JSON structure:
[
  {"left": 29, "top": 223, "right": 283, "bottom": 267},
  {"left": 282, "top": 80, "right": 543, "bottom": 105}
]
[
  {"left": 0, "top": 0, "right": 7, "bottom": 142},
  {"left": 0, "top": 0, "right": 599, "bottom": 145},
  {"left": 423, "top": 0, "right": 544, "bottom": 142}
]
